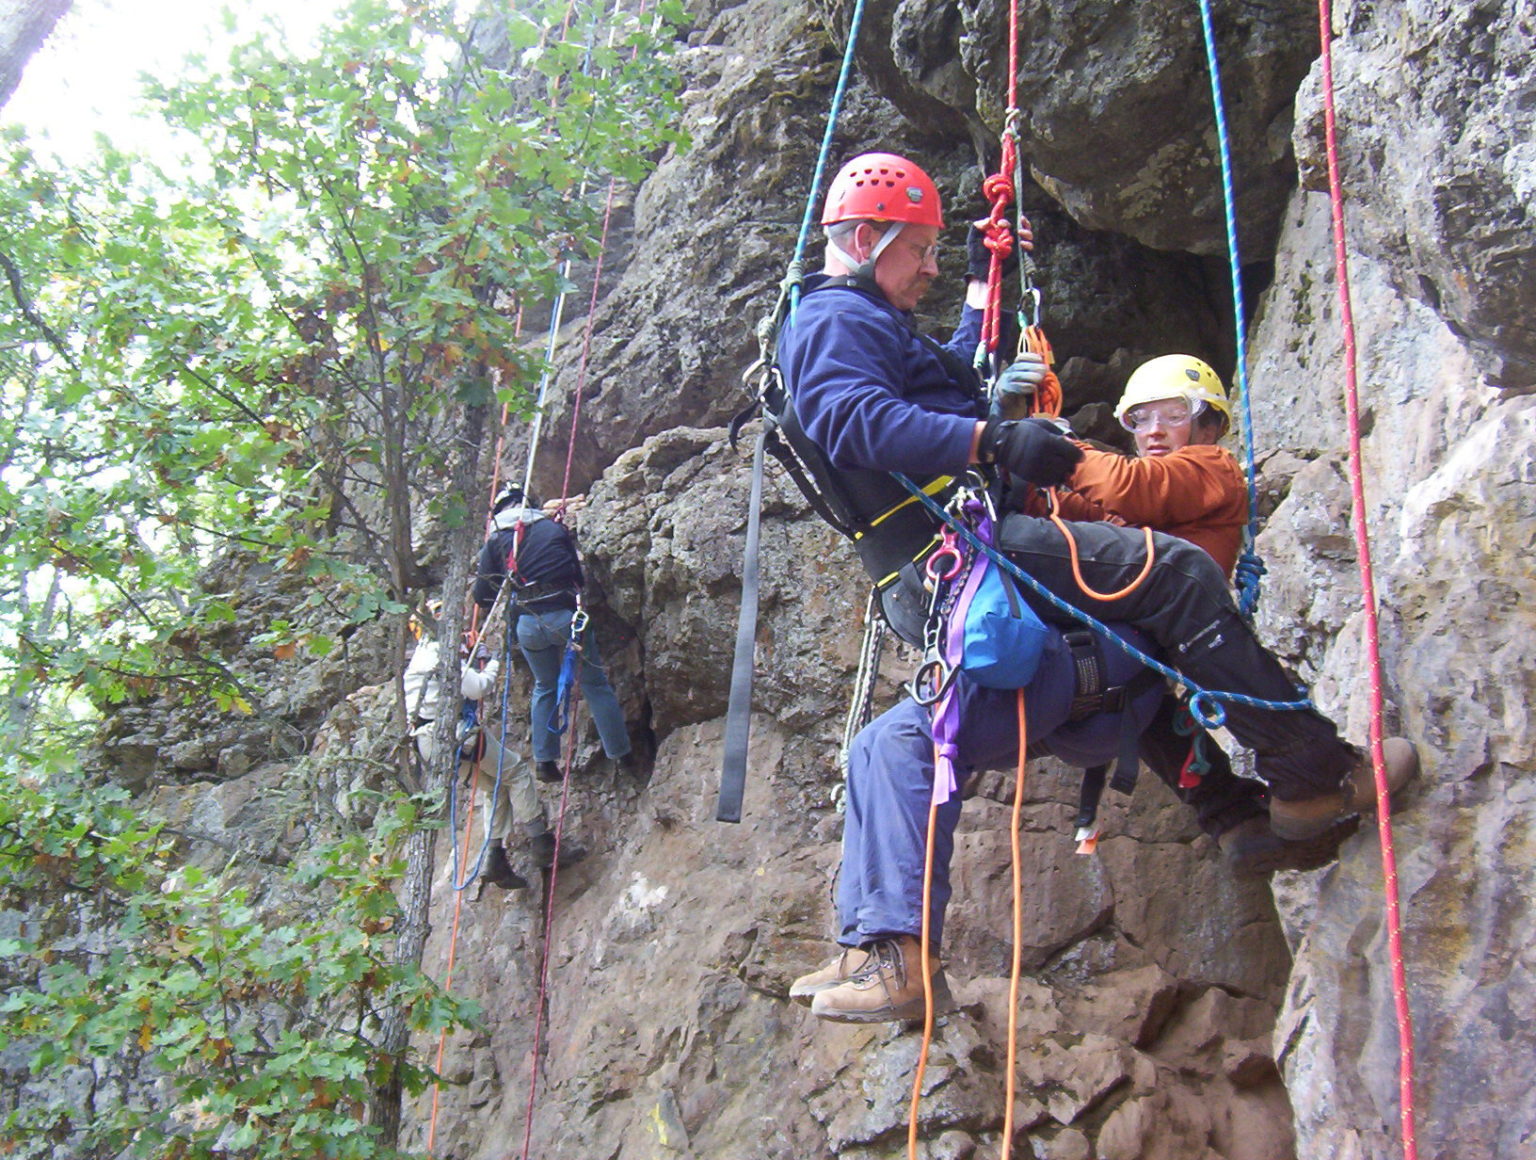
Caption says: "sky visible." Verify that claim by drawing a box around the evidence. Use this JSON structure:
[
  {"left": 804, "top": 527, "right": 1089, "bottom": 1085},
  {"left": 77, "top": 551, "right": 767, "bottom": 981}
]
[{"left": 4, "top": 0, "right": 341, "bottom": 162}]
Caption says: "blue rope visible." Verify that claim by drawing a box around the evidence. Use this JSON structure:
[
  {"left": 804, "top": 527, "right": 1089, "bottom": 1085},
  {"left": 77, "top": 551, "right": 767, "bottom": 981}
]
[
  {"left": 787, "top": 0, "right": 869, "bottom": 319},
  {"left": 1195, "top": 0, "right": 1264, "bottom": 618},
  {"left": 894, "top": 475, "right": 1313, "bottom": 727}
]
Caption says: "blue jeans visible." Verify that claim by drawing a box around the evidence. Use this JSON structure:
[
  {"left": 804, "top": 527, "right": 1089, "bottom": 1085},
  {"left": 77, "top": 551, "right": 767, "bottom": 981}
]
[{"left": 515, "top": 607, "right": 631, "bottom": 764}]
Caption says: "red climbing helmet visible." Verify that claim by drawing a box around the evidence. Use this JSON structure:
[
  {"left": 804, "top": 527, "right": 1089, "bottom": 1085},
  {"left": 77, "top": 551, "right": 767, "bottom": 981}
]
[{"left": 821, "top": 152, "right": 944, "bottom": 229}]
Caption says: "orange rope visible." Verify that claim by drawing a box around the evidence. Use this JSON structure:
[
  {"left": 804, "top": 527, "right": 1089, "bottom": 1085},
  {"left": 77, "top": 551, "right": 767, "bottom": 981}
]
[
  {"left": 1021, "top": 326, "right": 1062, "bottom": 418},
  {"left": 1001, "top": 688, "right": 1028, "bottom": 1159},
  {"left": 426, "top": 755, "right": 486, "bottom": 1151},
  {"left": 908, "top": 769, "right": 943, "bottom": 1160},
  {"left": 1045, "top": 490, "right": 1155, "bottom": 600}
]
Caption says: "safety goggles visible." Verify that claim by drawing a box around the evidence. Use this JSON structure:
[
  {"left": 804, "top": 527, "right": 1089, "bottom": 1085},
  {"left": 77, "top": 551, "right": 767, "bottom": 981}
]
[{"left": 1120, "top": 396, "right": 1207, "bottom": 433}]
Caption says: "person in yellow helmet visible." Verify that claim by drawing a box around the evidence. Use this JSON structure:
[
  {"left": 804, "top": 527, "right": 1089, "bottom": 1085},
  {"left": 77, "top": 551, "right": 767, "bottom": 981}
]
[
  {"left": 1049, "top": 356, "right": 1344, "bottom": 871},
  {"left": 1057, "top": 354, "right": 1247, "bottom": 573}
]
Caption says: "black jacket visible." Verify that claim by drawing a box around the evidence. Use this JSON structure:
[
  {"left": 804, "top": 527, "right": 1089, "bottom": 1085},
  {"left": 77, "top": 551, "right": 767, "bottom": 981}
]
[{"left": 472, "top": 508, "right": 583, "bottom": 612}]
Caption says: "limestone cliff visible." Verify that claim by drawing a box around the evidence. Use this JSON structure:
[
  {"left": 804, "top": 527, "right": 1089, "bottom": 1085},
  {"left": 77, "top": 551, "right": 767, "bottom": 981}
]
[{"left": 92, "top": 1, "right": 1536, "bottom": 1158}]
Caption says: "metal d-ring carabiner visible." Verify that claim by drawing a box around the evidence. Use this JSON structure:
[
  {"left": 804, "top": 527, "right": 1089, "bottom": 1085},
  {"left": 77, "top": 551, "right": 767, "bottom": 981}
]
[
  {"left": 568, "top": 607, "right": 589, "bottom": 648},
  {"left": 907, "top": 648, "right": 958, "bottom": 707}
]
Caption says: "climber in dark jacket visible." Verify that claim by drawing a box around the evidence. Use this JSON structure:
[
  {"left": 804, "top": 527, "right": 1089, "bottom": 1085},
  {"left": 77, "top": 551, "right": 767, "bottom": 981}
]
[
  {"left": 474, "top": 485, "right": 636, "bottom": 783},
  {"left": 781, "top": 151, "right": 1417, "bottom": 1024}
]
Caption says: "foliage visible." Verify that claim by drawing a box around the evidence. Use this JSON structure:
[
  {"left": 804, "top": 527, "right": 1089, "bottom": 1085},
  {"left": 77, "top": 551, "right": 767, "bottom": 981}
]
[
  {"left": 0, "top": 762, "right": 477, "bottom": 1158},
  {"left": 0, "top": 0, "right": 688, "bottom": 740},
  {"left": 0, "top": 0, "right": 690, "bottom": 1153}
]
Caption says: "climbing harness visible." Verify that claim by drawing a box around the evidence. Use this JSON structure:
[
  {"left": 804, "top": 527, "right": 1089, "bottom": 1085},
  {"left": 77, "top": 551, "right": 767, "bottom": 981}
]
[{"left": 895, "top": 473, "right": 1314, "bottom": 725}]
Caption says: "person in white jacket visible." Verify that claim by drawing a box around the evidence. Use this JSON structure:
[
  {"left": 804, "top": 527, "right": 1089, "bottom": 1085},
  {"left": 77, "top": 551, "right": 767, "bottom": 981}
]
[{"left": 404, "top": 637, "right": 584, "bottom": 891}]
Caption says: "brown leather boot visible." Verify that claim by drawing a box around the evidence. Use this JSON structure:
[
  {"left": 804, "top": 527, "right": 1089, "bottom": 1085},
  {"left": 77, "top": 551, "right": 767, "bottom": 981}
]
[
  {"left": 1217, "top": 814, "right": 1360, "bottom": 875},
  {"left": 479, "top": 841, "right": 529, "bottom": 891},
  {"left": 809, "top": 936, "right": 952, "bottom": 1024},
  {"left": 1270, "top": 737, "right": 1419, "bottom": 840},
  {"left": 528, "top": 825, "right": 587, "bottom": 870},
  {"left": 789, "top": 947, "right": 872, "bottom": 1005}
]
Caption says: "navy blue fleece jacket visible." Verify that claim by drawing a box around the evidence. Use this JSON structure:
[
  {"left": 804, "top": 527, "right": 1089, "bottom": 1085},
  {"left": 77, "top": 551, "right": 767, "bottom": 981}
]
[{"left": 777, "top": 274, "right": 987, "bottom": 474}]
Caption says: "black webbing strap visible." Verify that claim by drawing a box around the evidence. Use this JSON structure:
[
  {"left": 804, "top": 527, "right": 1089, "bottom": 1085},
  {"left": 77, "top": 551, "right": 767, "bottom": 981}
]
[
  {"left": 1075, "top": 763, "right": 1108, "bottom": 833},
  {"left": 717, "top": 424, "right": 767, "bottom": 822}
]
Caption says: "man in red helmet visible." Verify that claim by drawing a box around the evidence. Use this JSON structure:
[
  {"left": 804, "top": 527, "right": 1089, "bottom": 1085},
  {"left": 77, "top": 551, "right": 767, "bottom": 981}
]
[{"left": 778, "top": 151, "right": 1417, "bottom": 1024}]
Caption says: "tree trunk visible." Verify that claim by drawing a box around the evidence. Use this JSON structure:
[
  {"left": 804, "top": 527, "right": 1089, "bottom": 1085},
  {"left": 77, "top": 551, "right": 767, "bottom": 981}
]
[
  {"left": 0, "top": 0, "right": 73, "bottom": 109},
  {"left": 366, "top": 396, "right": 488, "bottom": 1146}
]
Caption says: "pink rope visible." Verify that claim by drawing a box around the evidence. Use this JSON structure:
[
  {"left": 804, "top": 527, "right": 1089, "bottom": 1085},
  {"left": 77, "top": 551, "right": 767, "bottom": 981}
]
[
  {"left": 1317, "top": 4, "right": 1418, "bottom": 1156},
  {"left": 518, "top": 671, "right": 584, "bottom": 1160},
  {"left": 557, "top": 175, "right": 620, "bottom": 507}
]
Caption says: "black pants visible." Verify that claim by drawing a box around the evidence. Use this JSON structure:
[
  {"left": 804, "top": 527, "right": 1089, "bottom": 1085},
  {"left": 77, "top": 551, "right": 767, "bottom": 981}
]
[
  {"left": 1137, "top": 694, "right": 1268, "bottom": 837},
  {"left": 995, "top": 515, "right": 1355, "bottom": 802}
]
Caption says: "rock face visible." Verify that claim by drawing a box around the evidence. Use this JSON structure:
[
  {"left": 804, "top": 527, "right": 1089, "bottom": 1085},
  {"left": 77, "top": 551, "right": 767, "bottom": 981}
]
[{"left": 98, "top": 0, "right": 1534, "bottom": 1157}]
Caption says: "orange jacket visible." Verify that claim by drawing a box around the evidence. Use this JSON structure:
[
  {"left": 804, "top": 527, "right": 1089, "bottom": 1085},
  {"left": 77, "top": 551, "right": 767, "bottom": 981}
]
[{"left": 1054, "top": 443, "right": 1247, "bottom": 578}]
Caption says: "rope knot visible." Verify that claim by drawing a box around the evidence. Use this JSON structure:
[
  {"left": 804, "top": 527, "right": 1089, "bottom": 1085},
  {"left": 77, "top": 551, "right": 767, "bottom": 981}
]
[{"left": 1234, "top": 551, "right": 1266, "bottom": 618}]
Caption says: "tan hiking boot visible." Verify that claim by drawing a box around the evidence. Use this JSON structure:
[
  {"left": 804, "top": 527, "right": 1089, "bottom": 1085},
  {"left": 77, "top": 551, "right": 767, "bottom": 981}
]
[
  {"left": 809, "top": 936, "right": 952, "bottom": 1024},
  {"left": 1216, "top": 814, "right": 1360, "bottom": 876},
  {"left": 1270, "top": 737, "right": 1419, "bottom": 841},
  {"left": 789, "top": 947, "right": 872, "bottom": 1005}
]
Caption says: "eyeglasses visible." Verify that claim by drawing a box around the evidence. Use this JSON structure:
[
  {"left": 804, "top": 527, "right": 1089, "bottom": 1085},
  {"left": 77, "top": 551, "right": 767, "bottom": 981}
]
[
  {"left": 1121, "top": 400, "right": 1200, "bottom": 432},
  {"left": 903, "top": 239, "right": 940, "bottom": 264}
]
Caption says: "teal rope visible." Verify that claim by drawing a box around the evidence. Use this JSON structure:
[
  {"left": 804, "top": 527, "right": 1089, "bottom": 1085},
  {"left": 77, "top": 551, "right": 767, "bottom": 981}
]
[
  {"left": 1195, "top": 0, "right": 1265, "bottom": 617},
  {"left": 894, "top": 475, "right": 1313, "bottom": 727},
  {"left": 788, "top": 0, "right": 869, "bottom": 318}
]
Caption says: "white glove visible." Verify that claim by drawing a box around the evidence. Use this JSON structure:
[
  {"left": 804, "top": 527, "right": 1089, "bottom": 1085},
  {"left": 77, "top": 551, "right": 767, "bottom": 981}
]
[{"left": 460, "top": 659, "right": 499, "bottom": 701}]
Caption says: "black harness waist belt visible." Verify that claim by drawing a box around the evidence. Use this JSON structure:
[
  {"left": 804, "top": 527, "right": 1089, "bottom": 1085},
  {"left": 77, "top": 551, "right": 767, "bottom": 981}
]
[{"left": 512, "top": 582, "right": 575, "bottom": 608}]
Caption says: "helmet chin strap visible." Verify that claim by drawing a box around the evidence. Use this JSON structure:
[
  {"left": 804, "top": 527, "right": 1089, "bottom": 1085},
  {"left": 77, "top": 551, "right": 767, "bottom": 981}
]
[{"left": 826, "top": 220, "right": 905, "bottom": 279}]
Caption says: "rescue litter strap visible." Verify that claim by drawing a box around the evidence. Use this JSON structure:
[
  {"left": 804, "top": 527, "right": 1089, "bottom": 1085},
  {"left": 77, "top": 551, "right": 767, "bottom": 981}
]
[{"left": 716, "top": 423, "right": 766, "bottom": 823}]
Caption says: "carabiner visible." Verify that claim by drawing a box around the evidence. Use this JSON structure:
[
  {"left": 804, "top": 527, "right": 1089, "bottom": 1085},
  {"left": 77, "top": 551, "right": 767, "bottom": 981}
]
[
  {"left": 568, "top": 608, "right": 590, "bottom": 642},
  {"left": 926, "top": 528, "right": 965, "bottom": 585},
  {"left": 907, "top": 651, "right": 958, "bottom": 707}
]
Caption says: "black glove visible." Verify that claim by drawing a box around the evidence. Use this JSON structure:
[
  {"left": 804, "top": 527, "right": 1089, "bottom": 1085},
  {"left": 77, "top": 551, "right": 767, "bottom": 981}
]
[
  {"left": 980, "top": 419, "right": 1083, "bottom": 486},
  {"left": 966, "top": 223, "right": 1021, "bottom": 282}
]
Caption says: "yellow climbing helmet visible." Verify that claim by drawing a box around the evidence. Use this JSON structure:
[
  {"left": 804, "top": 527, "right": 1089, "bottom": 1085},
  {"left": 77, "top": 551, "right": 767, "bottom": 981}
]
[{"left": 1113, "top": 354, "right": 1232, "bottom": 427}]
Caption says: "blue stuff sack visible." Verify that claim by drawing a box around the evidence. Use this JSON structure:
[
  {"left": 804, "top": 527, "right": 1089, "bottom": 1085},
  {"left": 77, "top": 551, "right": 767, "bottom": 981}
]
[{"left": 960, "top": 559, "right": 1051, "bottom": 688}]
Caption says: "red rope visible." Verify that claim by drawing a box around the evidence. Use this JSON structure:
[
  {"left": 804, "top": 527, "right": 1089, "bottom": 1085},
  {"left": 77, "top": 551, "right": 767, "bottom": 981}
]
[
  {"left": 557, "top": 174, "right": 621, "bottom": 507},
  {"left": 519, "top": 670, "right": 584, "bottom": 1160},
  {"left": 978, "top": 0, "right": 1020, "bottom": 358},
  {"left": 979, "top": 163, "right": 1016, "bottom": 356},
  {"left": 521, "top": 12, "right": 646, "bottom": 1144},
  {"left": 1317, "top": 4, "right": 1418, "bottom": 1156}
]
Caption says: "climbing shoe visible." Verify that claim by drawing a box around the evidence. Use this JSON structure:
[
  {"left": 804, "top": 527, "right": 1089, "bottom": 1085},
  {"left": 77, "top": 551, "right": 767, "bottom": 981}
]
[
  {"left": 479, "top": 842, "right": 529, "bottom": 891},
  {"left": 809, "top": 935, "right": 953, "bottom": 1024},
  {"left": 535, "top": 760, "right": 562, "bottom": 784},
  {"left": 1269, "top": 737, "right": 1419, "bottom": 841},
  {"left": 1216, "top": 814, "right": 1360, "bottom": 876},
  {"left": 789, "top": 947, "right": 873, "bottom": 1005},
  {"left": 528, "top": 828, "right": 587, "bottom": 870}
]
